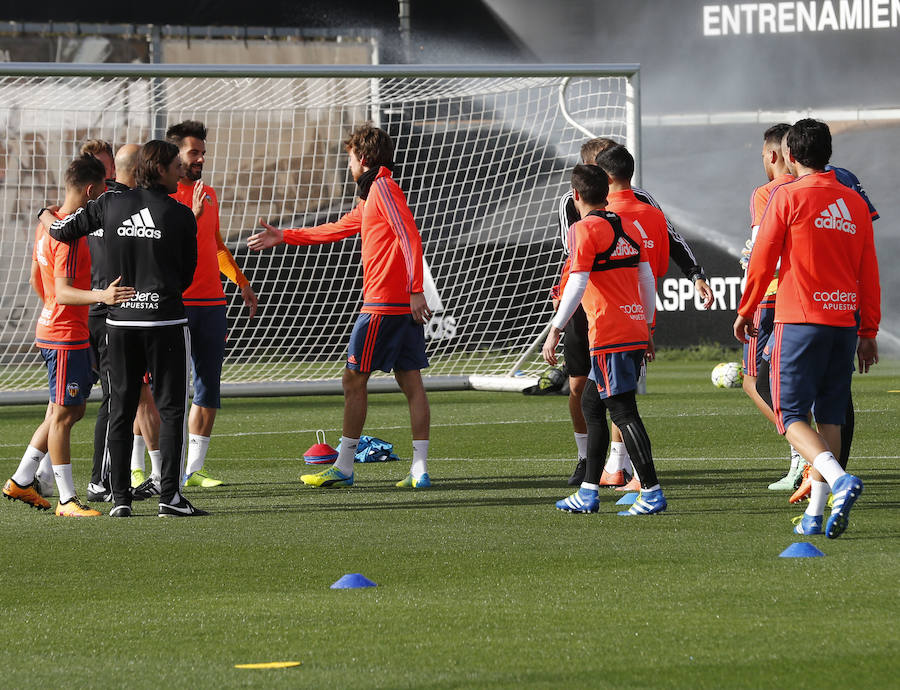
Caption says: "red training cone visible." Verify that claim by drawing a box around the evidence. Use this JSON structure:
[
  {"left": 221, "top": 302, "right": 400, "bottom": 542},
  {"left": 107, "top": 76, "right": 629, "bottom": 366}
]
[{"left": 303, "top": 430, "right": 338, "bottom": 465}]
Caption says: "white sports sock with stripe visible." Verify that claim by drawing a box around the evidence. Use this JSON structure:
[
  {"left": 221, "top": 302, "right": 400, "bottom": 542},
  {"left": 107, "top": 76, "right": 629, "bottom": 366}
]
[
  {"left": 36, "top": 452, "right": 54, "bottom": 485},
  {"left": 806, "top": 479, "right": 829, "bottom": 517},
  {"left": 410, "top": 439, "right": 429, "bottom": 478},
  {"left": 53, "top": 463, "right": 75, "bottom": 503},
  {"left": 812, "top": 451, "right": 844, "bottom": 488},
  {"left": 131, "top": 435, "right": 146, "bottom": 472},
  {"left": 604, "top": 442, "right": 628, "bottom": 473},
  {"left": 574, "top": 432, "right": 588, "bottom": 459},
  {"left": 11, "top": 445, "right": 43, "bottom": 486},
  {"left": 185, "top": 435, "right": 211, "bottom": 476},
  {"left": 333, "top": 437, "right": 359, "bottom": 476},
  {"left": 148, "top": 450, "right": 162, "bottom": 479}
]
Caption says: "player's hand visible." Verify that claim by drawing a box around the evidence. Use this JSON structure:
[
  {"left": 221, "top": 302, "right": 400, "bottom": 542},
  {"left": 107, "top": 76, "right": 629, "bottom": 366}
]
[
  {"left": 241, "top": 283, "right": 258, "bottom": 319},
  {"left": 739, "top": 238, "right": 754, "bottom": 271},
  {"left": 410, "top": 292, "right": 432, "bottom": 324},
  {"left": 694, "top": 278, "right": 714, "bottom": 310},
  {"left": 101, "top": 276, "right": 136, "bottom": 305},
  {"left": 551, "top": 297, "right": 560, "bottom": 312},
  {"left": 857, "top": 337, "right": 878, "bottom": 374},
  {"left": 646, "top": 333, "right": 656, "bottom": 363},
  {"left": 191, "top": 180, "right": 206, "bottom": 218},
  {"left": 247, "top": 219, "right": 284, "bottom": 251},
  {"left": 542, "top": 326, "right": 561, "bottom": 366},
  {"left": 732, "top": 314, "right": 757, "bottom": 344}
]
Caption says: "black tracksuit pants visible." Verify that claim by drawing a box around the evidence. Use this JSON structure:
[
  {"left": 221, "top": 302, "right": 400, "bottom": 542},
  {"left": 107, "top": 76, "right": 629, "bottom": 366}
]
[
  {"left": 106, "top": 324, "right": 190, "bottom": 506},
  {"left": 88, "top": 314, "right": 110, "bottom": 487}
]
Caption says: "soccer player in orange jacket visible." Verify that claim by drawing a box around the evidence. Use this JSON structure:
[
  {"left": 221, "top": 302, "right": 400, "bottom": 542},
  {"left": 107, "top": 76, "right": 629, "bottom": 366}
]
[
  {"left": 544, "top": 164, "right": 666, "bottom": 515},
  {"left": 3, "top": 155, "right": 134, "bottom": 516},
  {"left": 734, "top": 119, "right": 880, "bottom": 539},
  {"left": 741, "top": 124, "right": 879, "bottom": 496},
  {"left": 593, "top": 144, "right": 669, "bottom": 489},
  {"left": 553, "top": 138, "right": 713, "bottom": 488},
  {"left": 739, "top": 124, "right": 804, "bottom": 490},
  {"left": 165, "top": 121, "right": 258, "bottom": 490},
  {"left": 249, "top": 123, "right": 433, "bottom": 489}
]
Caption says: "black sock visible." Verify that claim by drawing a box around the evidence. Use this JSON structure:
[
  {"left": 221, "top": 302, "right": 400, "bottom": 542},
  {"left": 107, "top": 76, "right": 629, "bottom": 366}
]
[
  {"left": 756, "top": 359, "right": 773, "bottom": 410},
  {"left": 580, "top": 382, "right": 609, "bottom": 486},
  {"left": 606, "top": 391, "right": 659, "bottom": 490},
  {"left": 839, "top": 392, "right": 854, "bottom": 469}
]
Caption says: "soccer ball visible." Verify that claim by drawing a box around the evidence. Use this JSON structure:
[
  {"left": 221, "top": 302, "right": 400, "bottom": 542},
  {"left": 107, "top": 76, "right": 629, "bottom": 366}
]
[{"left": 711, "top": 362, "right": 743, "bottom": 389}]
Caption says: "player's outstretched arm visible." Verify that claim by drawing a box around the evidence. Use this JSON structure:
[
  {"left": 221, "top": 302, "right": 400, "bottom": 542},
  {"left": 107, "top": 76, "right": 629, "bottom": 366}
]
[
  {"left": 41, "top": 201, "right": 103, "bottom": 242},
  {"left": 56, "top": 276, "right": 135, "bottom": 306},
  {"left": 247, "top": 219, "right": 284, "bottom": 251}
]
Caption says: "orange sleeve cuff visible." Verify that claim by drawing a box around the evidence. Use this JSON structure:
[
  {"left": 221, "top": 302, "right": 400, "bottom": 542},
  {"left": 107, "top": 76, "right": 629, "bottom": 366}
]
[{"left": 215, "top": 230, "right": 249, "bottom": 287}]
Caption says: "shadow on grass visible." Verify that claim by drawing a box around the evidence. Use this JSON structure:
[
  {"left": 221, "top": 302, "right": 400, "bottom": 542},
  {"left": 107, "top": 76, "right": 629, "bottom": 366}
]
[{"left": 209, "top": 495, "right": 556, "bottom": 515}]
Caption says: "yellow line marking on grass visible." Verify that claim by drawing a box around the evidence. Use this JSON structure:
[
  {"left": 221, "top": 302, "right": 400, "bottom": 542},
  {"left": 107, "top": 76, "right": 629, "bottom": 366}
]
[{"left": 234, "top": 661, "right": 301, "bottom": 669}]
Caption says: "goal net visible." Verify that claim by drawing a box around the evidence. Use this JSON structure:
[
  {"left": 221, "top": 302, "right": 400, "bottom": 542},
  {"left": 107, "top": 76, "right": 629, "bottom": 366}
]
[{"left": 0, "top": 64, "right": 638, "bottom": 400}]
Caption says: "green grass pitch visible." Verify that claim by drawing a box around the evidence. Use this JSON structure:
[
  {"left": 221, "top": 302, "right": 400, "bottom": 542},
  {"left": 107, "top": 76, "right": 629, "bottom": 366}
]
[{"left": 1, "top": 360, "right": 898, "bottom": 689}]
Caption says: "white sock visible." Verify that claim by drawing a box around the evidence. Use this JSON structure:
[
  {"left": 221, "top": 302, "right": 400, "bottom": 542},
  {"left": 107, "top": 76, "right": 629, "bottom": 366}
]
[
  {"left": 130, "top": 435, "right": 147, "bottom": 472},
  {"left": 36, "top": 452, "right": 53, "bottom": 481},
  {"left": 333, "top": 436, "right": 359, "bottom": 476},
  {"left": 580, "top": 482, "right": 599, "bottom": 492},
  {"left": 410, "top": 439, "right": 429, "bottom": 478},
  {"left": 148, "top": 450, "right": 162, "bottom": 479},
  {"left": 604, "top": 442, "right": 628, "bottom": 473},
  {"left": 644, "top": 483, "right": 661, "bottom": 492},
  {"left": 574, "top": 432, "right": 588, "bottom": 460},
  {"left": 185, "top": 434, "right": 211, "bottom": 476},
  {"left": 788, "top": 445, "right": 802, "bottom": 471},
  {"left": 53, "top": 464, "right": 75, "bottom": 503},
  {"left": 11, "top": 445, "right": 44, "bottom": 486},
  {"left": 806, "top": 480, "right": 829, "bottom": 517},
  {"left": 812, "top": 451, "right": 844, "bottom": 488}
]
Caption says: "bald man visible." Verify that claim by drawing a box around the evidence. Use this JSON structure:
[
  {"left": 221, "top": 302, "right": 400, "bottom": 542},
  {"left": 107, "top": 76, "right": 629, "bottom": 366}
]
[
  {"left": 87, "top": 143, "right": 165, "bottom": 501},
  {"left": 113, "top": 144, "right": 140, "bottom": 188}
]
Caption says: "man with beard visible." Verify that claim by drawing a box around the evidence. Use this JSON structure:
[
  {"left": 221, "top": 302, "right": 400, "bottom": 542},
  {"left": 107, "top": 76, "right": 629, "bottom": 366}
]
[
  {"left": 162, "top": 121, "right": 257, "bottom": 491},
  {"left": 248, "top": 123, "right": 433, "bottom": 490}
]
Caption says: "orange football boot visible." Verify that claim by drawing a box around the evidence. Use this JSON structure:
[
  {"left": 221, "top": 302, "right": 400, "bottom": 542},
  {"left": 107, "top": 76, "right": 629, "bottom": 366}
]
[
  {"left": 615, "top": 475, "right": 641, "bottom": 492},
  {"left": 55, "top": 496, "right": 101, "bottom": 517},
  {"left": 598, "top": 469, "right": 626, "bottom": 487},
  {"left": 3, "top": 478, "right": 51, "bottom": 510},
  {"left": 789, "top": 463, "right": 812, "bottom": 504}
]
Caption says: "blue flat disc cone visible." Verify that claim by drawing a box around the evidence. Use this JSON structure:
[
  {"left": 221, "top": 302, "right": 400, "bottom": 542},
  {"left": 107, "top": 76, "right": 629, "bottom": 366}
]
[
  {"left": 615, "top": 492, "right": 639, "bottom": 505},
  {"left": 779, "top": 542, "right": 825, "bottom": 558},
  {"left": 331, "top": 573, "right": 377, "bottom": 589}
]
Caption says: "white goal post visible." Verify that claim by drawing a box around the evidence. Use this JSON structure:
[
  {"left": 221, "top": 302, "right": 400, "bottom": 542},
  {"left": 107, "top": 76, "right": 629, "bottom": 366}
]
[{"left": 0, "top": 63, "right": 640, "bottom": 403}]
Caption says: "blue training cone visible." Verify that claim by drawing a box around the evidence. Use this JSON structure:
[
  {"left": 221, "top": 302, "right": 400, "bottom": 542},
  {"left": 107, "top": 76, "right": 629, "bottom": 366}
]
[
  {"left": 779, "top": 542, "right": 825, "bottom": 558},
  {"left": 330, "top": 573, "right": 377, "bottom": 589},
  {"left": 615, "top": 492, "right": 639, "bottom": 506}
]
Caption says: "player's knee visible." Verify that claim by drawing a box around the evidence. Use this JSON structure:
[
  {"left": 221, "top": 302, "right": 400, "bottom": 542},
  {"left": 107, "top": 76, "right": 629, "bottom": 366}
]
[
  {"left": 742, "top": 373, "right": 756, "bottom": 396},
  {"left": 755, "top": 375, "right": 772, "bottom": 408},
  {"left": 569, "top": 375, "right": 587, "bottom": 397},
  {"left": 342, "top": 367, "right": 369, "bottom": 393},
  {"left": 51, "top": 403, "right": 85, "bottom": 426},
  {"left": 605, "top": 393, "right": 640, "bottom": 428}
]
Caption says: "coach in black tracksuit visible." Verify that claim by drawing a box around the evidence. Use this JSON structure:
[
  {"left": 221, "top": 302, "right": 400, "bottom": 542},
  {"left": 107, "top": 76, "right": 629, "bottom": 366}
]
[
  {"left": 42, "top": 140, "right": 205, "bottom": 517},
  {"left": 86, "top": 177, "right": 130, "bottom": 498}
]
